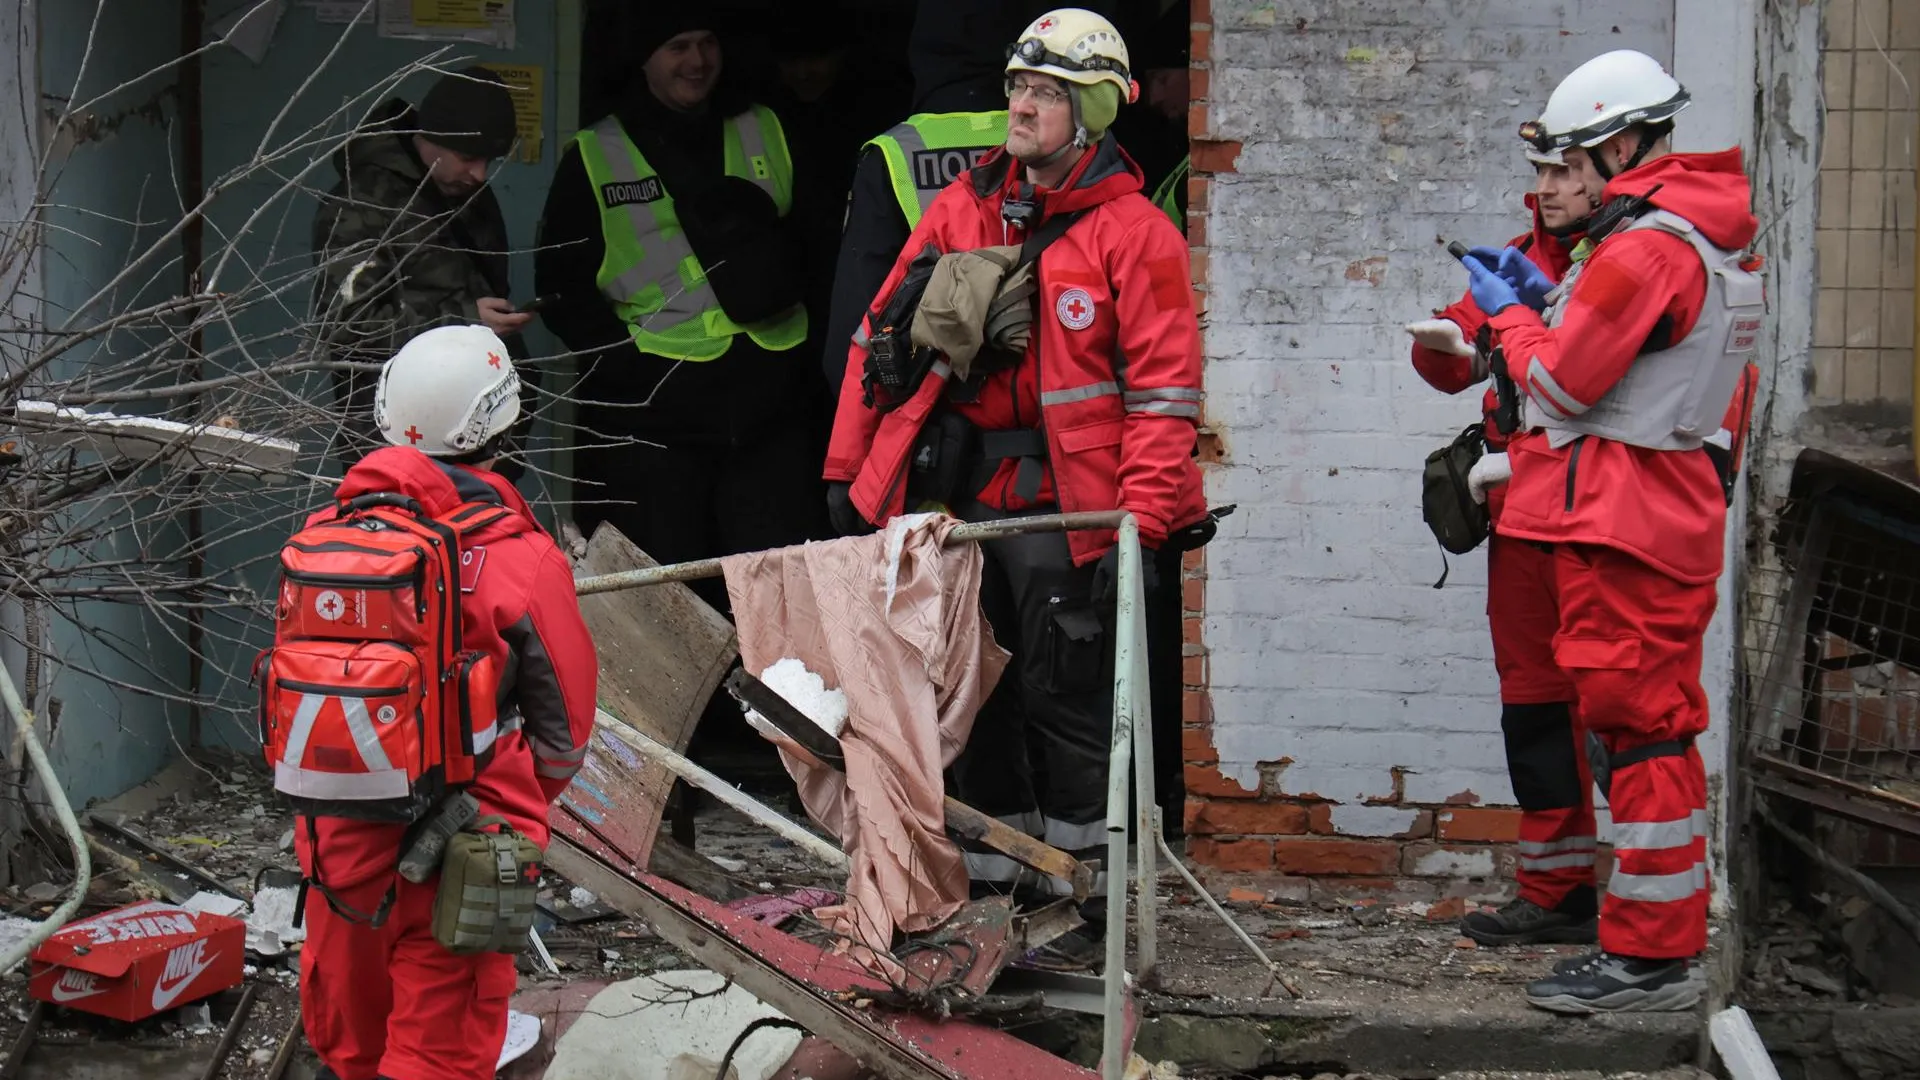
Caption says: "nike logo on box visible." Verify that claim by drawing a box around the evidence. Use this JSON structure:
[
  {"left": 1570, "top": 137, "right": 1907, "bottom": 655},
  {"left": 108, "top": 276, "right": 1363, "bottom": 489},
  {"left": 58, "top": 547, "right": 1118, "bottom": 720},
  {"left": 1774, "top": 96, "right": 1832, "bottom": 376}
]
[
  {"left": 151, "top": 939, "right": 215, "bottom": 1011},
  {"left": 48, "top": 970, "right": 103, "bottom": 1002}
]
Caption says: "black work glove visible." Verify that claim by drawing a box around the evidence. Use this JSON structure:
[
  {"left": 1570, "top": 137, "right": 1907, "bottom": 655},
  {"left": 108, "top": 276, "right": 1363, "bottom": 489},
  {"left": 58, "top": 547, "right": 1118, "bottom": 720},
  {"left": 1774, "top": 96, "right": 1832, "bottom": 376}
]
[
  {"left": 826, "top": 482, "right": 876, "bottom": 537},
  {"left": 1092, "top": 544, "right": 1161, "bottom": 605}
]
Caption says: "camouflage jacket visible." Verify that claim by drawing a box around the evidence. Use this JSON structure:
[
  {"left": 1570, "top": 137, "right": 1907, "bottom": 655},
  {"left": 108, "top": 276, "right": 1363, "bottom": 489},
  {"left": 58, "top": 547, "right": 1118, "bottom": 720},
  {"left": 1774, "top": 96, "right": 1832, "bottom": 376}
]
[{"left": 311, "top": 100, "right": 514, "bottom": 365}]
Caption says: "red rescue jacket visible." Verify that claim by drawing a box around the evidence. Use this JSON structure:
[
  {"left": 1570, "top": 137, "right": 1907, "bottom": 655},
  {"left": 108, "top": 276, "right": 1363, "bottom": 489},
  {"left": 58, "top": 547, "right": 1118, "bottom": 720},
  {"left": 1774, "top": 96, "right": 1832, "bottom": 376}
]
[
  {"left": 1487, "top": 149, "right": 1760, "bottom": 584},
  {"left": 824, "top": 137, "right": 1207, "bottom": 563},
  {"left": 1411, "top": 194, "right": 1582, "bottom": 520},
  {"left": 297, "top": 448, "right": 598, "bottom": 889}
]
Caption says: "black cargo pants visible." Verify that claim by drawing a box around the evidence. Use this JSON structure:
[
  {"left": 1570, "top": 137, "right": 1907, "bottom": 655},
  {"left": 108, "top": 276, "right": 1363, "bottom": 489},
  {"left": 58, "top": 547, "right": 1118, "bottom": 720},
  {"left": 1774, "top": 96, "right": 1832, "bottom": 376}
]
[{"left": 948, "top": 502, "right": 1118, "bottom": 911}]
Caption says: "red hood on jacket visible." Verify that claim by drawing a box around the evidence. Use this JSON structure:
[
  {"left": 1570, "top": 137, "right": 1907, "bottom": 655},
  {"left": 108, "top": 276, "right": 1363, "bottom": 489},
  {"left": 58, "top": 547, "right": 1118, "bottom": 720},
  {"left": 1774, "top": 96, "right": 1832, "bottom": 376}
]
[
  {"left": 319, "top": 446, "right": 543, "bottom": 531},
  {"left": 966, "top": 133, "right": 1147, "bottom": 222},
  {"left": 1603, "top": 148, "right": 1757, "bottom": 252}
]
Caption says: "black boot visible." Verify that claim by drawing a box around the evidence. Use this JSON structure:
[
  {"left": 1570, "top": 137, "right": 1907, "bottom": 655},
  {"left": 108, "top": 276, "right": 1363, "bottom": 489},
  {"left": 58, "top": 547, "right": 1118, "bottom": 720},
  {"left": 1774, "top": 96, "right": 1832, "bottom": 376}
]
[
  {"left": 1461, "top": 885, "right": 1598, "bottom": 946},
  {"left": 1524, "top": 951, "right": 1701, "bottom": 1013}
]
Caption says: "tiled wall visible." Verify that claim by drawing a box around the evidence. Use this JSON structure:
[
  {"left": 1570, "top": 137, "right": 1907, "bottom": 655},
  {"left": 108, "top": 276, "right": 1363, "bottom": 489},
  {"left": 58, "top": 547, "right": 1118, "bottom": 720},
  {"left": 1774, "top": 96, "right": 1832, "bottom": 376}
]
[{"left": 1813, "top": 0, "right": 1919, "bottom": 406}]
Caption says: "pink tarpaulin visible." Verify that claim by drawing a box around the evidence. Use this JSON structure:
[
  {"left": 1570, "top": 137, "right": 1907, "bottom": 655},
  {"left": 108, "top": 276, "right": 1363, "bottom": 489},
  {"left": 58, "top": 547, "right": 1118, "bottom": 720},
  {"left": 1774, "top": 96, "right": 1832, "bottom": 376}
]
[{"left": 722, "top": 515, "right": 1008, "bottom": 964}]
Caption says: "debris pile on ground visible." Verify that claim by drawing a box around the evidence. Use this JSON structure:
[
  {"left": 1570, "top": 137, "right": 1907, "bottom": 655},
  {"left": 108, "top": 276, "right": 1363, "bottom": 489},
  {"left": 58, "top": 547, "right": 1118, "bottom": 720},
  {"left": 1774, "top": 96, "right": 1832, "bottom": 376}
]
[{"left": 1739, "top": 891, "right": 1920, "bottom": 1007}]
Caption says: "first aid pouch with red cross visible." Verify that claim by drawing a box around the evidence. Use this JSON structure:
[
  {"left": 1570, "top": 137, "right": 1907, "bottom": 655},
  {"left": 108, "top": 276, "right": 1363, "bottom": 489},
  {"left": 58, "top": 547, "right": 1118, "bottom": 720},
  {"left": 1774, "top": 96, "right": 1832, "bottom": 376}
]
[{"left": 256, "top": 492, "right": 511, "bottom": 924}]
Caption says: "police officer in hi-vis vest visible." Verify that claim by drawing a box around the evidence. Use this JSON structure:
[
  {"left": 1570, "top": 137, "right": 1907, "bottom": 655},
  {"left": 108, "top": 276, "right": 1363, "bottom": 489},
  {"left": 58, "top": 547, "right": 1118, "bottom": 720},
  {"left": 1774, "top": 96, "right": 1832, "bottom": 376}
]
[
  {"left": 823, "top": 0, "right": 1056, "bottom": 399},
  {"left": 537, "top": 14, "right": 825, "bottom": 604}
]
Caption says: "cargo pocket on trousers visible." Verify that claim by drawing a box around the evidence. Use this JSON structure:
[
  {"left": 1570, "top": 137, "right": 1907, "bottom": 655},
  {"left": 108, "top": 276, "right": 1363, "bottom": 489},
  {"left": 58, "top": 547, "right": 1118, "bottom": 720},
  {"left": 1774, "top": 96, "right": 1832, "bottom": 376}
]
[
  {"left": 1553, "top": 634, "right": 1643, "bottom": 735},
  {"left": 471, "top": 957, "right": 520, "bottom": 1068},
  {"left": 1043, "top": 599, "right": 1106, "bottom": 695}
]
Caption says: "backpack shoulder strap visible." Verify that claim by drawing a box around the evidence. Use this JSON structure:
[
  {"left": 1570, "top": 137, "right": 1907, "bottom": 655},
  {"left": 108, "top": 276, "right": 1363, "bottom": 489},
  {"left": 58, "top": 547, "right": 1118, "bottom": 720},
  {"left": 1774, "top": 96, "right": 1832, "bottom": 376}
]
[
  {"left": 1018, "top": 209, "right": 1085, "bottom": 269},
  {"left": 442, "top": 500, "right": 530, "bottom": 544}
]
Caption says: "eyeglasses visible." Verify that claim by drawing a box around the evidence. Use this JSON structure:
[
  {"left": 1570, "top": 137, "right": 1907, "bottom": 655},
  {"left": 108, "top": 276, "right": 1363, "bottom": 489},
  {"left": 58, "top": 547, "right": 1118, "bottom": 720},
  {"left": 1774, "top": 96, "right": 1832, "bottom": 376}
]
[{"left": 1005, "top": 77, "right": 1070, "bottom": 107}]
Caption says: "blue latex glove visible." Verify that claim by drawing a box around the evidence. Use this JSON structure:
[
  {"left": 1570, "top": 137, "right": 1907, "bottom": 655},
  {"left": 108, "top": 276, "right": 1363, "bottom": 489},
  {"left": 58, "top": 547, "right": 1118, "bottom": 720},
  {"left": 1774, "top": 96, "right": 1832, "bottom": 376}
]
[
  {"left": 1460, "top": 256, "right": 1520, "bottom": 316},
  {"left": 1468, "top": 245, "right": 1555, "bottom": 311}
]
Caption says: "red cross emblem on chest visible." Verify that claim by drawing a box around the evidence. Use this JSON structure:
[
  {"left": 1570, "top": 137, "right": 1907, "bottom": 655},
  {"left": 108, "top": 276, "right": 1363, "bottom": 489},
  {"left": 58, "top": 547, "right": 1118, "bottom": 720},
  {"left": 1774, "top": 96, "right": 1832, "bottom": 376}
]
[{"left": 1056, "top": 287, "right": 1096, "bottom": 330}]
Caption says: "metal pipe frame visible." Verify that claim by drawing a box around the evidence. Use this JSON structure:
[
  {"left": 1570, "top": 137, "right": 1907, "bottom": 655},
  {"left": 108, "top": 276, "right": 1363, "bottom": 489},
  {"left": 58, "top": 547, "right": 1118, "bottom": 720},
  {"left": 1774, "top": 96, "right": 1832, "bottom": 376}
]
[
  {"left": 576, "top": 510, "right": 1156, "bottom": 1078},
  {"left": 0, "top": 658, "right": 91, "bottom": 974}
]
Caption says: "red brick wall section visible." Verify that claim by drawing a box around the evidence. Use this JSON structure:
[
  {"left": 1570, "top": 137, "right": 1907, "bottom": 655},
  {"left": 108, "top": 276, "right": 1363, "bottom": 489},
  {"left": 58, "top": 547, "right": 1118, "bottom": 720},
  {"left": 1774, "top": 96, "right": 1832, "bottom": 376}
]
[{"left": 1176, "top": 0, "right": 1526, "bottom": 894}]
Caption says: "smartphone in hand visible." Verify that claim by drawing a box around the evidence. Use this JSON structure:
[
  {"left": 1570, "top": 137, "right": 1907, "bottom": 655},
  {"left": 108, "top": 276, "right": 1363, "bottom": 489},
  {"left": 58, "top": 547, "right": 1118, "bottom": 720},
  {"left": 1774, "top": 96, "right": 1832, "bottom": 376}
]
[{"left": 513, "top": 293, "right": 560, "bottom": 315}]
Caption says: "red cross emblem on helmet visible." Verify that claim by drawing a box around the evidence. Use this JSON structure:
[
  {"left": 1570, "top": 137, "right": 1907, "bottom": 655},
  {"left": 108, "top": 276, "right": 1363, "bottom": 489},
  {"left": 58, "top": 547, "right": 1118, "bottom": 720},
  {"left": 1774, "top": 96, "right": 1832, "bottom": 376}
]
[{"left": 1037, "top": 16, "right": 1056, "bottom": 31}]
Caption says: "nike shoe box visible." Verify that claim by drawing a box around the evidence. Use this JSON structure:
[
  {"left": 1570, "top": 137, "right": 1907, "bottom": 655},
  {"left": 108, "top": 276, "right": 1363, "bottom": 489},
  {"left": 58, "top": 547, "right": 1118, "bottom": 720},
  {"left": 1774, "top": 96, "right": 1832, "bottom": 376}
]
[{"left": 27, "top": 900, "right": 245, "bottom": 1021}]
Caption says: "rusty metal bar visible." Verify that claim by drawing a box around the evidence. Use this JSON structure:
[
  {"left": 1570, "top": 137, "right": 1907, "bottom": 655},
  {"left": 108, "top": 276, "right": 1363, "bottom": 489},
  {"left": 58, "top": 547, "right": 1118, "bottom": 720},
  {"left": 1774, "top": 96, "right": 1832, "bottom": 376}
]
[
  {"left": 262, "top": 1012, "right": 303, "bottom": 1080},
  {"left": 593, "top": 709, "right": 850, "bottom": 871},
  {"left": 1751, "top": 753, "right": 1920, "bottom": 810},
  {"left": 0, "top": 1001, "right": 44, "bottom": 1080},
  {"left": 1749, "top": 769, "right": 1920, "bottom": 840},
  {"left": 727, "top": 669, "right": 1094, "bottom": 897},
  {"left": 199, "top": 983, "right": 259, "bottom": 1080},
  {"left": 573, "top": 511, "right": 1128, "bottom": 596}
]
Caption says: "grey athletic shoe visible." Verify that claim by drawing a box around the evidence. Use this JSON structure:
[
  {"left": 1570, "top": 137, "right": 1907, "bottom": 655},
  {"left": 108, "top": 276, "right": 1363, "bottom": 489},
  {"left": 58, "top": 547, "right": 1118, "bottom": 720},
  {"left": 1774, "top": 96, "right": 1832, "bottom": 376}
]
[
  {"left": 1525, "top": 952, "right": 1701, "bottom": 1014},
  {"left": 1461, "top": 890, "right": 1599, "bottom": 946}
]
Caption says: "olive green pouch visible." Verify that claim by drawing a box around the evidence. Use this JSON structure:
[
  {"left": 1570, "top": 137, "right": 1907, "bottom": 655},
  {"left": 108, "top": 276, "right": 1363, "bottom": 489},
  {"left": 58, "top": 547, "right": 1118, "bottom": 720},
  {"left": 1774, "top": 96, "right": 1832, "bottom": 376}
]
[{"left": 431, "top": 815, "right": 543, "bottom": 955}]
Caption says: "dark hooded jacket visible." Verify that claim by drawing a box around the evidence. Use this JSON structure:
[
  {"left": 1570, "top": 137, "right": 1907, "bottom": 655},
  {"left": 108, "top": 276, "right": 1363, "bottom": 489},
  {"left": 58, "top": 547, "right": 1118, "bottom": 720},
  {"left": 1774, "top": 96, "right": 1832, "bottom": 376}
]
[{"left": 311, "top": 100, "right": 515, "bottom": 449}]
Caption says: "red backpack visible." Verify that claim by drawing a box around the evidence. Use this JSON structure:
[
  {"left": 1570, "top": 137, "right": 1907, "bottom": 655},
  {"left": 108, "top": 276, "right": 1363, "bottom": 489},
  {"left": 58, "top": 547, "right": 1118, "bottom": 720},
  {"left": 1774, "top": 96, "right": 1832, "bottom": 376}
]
[{"left": 257, "top": 492, "right": 513, "bottom": 829}]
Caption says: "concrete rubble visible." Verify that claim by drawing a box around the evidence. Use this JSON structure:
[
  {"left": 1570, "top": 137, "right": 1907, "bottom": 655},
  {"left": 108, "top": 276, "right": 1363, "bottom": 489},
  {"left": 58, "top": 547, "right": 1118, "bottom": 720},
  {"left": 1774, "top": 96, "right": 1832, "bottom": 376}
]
[{"left": 1, "top": 750, "right": 1912, "bottom": 1079}]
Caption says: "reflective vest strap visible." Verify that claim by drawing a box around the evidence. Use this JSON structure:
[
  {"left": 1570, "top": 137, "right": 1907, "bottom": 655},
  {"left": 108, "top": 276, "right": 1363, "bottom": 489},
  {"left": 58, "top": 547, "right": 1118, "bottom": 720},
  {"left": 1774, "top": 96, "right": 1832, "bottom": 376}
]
[
  {"left": 574, "top": 119, "right": 710, "bottom": 319},
  {"left": 1152, "top": 156, "right": 1190, "bottom": 230},
  {"left": 573, "top": 109, "right": 807, "bottom": 362},
  {"left": 864, "top": 112, "right": 1009, "bottom": 230},
  {"left": 730, "top": 105, "right": 794, "bottom": 215},
  {"left": 867, "top": 122, "right": 927, "bottom": 228}
]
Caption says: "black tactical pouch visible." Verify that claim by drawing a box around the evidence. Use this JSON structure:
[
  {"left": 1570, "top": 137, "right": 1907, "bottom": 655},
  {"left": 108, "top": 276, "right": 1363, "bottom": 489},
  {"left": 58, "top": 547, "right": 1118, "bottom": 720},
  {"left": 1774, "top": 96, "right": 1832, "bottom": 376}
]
[
  {"left": 903, "top": 409, "right": 981, "bottom": 509},
  {"left": 1422, "top": 424, "right": 1491, "bottom": 587}
]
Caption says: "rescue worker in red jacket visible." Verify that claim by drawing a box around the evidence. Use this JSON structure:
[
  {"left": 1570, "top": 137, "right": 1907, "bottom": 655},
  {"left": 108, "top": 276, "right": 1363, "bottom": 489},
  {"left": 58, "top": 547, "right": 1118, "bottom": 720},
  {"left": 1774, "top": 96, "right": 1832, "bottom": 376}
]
[
  {"left": 1406, "top": 142, "right": 1601, "bottom": 948},
  {"left": 823, "top": 8, "right": 1206, "bottom": 966},
  {"left": 302, "top": 326, "right": 599, "bottom": 1080},
  {"left": 1459, "top": 50, "right": 1764, "bottom": 1013}
]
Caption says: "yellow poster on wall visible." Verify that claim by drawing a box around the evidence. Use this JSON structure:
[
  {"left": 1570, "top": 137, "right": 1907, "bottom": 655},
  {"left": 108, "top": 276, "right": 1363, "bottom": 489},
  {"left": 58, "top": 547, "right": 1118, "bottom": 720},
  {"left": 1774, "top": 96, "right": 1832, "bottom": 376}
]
[
  {"left": 412, "top": 0, "right": 490, "bottom": 29},
  {"left": 481, "top": 64, "right": 544, "bottom": 165}
]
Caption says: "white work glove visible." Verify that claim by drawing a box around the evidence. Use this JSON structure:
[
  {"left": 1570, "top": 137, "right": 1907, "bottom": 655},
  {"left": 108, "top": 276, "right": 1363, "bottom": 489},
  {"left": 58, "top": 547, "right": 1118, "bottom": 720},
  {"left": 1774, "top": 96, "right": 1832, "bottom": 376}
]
[
  {"left": 1467, "top": 452, "right": 1512, "bottom": 505},
  {"left": 1405, "top": 318, "right": 1473, "bottom": 358}
]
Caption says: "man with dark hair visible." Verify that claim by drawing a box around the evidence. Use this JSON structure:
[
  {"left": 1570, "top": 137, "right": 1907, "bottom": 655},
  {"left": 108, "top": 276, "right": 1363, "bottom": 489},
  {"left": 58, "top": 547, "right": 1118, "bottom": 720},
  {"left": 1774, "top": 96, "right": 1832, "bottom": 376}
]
[{"left": 312, "top": 67, "right": 526, "bottom": 459}]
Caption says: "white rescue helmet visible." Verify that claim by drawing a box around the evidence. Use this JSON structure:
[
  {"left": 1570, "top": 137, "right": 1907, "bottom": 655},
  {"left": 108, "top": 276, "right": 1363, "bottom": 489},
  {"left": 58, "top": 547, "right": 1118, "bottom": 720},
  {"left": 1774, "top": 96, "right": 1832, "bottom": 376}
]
[
  {"left": 1520, "top": 49, "right": 1691, "bottom": 159},
  {"left": 373, "top": 324, "right": 521, "bottom": 457},
  {"left": 1005, "top": 8, "right": 1138, "bottom": 102}
]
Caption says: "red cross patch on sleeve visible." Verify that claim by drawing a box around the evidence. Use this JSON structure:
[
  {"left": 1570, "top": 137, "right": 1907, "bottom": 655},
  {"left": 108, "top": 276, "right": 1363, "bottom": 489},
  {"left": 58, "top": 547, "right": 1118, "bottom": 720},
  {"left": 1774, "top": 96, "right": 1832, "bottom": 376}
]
[{"left": 459, "top": 546, "right": 487, "bottom": 593}]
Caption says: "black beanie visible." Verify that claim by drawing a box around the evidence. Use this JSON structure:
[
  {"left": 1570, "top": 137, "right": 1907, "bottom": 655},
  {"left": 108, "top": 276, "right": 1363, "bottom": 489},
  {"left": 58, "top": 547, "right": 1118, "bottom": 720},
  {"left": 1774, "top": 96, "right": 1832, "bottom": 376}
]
[
  {"left": 416, "top": 67, "right": 517, "bottom": 159},
  {"left": 631, "top": 12, "right": 720, "bottom": 64}
]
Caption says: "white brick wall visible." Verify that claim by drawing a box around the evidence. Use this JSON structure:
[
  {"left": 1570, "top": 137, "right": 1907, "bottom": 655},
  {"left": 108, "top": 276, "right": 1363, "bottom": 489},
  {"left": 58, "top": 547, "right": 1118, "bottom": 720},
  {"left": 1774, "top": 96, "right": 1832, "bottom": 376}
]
[{"left": 1200, "top": 1, "right": 1681, "bottom": 810}]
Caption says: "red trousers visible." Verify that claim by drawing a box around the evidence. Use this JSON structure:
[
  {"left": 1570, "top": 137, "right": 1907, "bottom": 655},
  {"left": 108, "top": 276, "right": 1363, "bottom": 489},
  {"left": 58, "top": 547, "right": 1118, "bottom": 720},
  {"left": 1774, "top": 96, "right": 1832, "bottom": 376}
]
[
  {"left": 302, "top": 873, "right": 516, "bottom": 1080},
  {"left": 1486, "top": 534, "right": 1595, "bottom": 909},
  {"left": 1549, "top": 542, "right": 1713, "bottom": 959}
]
